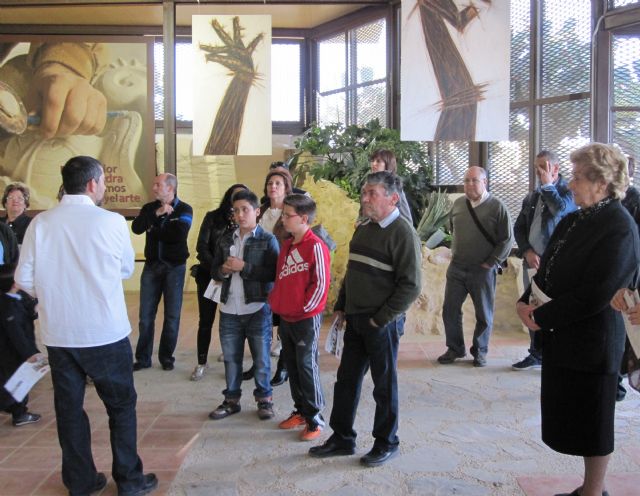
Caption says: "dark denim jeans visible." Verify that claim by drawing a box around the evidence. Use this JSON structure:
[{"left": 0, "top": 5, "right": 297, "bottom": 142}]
[
  {"left": 328, "top": 314, "right": 403, "bottom": 450},
  {"left": 442, "top": 262, "right": 497, "bottom": 356},
  {"left": 136, "top": 261, "right": 186, "bottom": 367},
  {"left": 47, "top": 338, "right": 145, "bottom": 495},
  {"left": 219, "top": 305, "right": 272, "bottom": 401}
]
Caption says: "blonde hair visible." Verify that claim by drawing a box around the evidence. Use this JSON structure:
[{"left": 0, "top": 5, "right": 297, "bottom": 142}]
[{"left": 570, "top": 143, "right": 629, "bottom": 199}]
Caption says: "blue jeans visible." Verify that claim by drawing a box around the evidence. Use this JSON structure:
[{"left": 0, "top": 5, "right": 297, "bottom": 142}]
[
  {"left": 47, "top": 338, "right": 145, "bottom": 495},
  {"left": 136, "top": 261, "right": 186, "bottom": 367},
  {"left": 442, "top": 262, "right": 497, "bottom": 356},
  {"left": 219, "top": 305, "right": 273, "bottom": 401},
  {"left": 328, "top": 314, "right": 403, "bottom": 450}
]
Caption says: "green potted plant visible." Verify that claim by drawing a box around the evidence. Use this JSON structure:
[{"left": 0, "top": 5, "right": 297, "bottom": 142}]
[{"left": 288, "top": 119, "right": 434, "bottom": 224}]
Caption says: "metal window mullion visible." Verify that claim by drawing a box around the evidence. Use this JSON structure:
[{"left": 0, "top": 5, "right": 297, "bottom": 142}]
[
  {"left": 530, "top": 0, "right": 543, "bottom": 192},
  {"left": 347, "top": 28, "right": 358, "bottom": 125}
]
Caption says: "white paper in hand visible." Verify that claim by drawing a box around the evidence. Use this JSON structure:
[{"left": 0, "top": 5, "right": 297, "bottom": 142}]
[
  {"left": 204, "top": 279, "right": 222, "bottom": 303},
  {"left": 4, "top": 358, "right": 50, "bottom": 402},
  {"left": 325, "top": 315, "right": 345, "bottom": 359}
]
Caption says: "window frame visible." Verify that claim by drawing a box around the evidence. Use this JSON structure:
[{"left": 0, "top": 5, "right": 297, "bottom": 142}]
[
  {"left": 153, "top": 28, "right": 308, "bottom": 135},
  {"left": 309, "top": 5, "right": 390, "bottom": 127}
]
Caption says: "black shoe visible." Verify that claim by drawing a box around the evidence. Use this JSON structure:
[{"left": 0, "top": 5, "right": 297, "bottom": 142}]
[
  {"left": 242, "top": 365, "right": 255, "bottom": 381},
  {"left": 12, "top": 412, "right": 41, "bottom": 427},
  {"left": 161, "top": 362, "right": 174, "bottom": 371},
  {"left": 209, "top": 400, "right": 241, "bottom": 420},
  {"left": 69, "top": 472, "right": 107, "bottom": 496},
  {"left": 360, "top": 445, "right": 399, "bottom": 467},
  {"left": 308, "top": 440, "right": 355, "bottom": 458},
  {"left": 92, "top": 472, "right": 107, "bottom": 493},
  {"left": 437, "top": 348, "right": 466, "bottom": 364},
  {"left": 554, "top": 489, "right": 609, "bottom": 496},
  {"left": 270, "top": 366, "right": 288, "bottom": 386},
  {"left": 473, "top": 354, "right": 487, "bottom": 367},
  {"left": 133, "top": 362, "right": 150, "bottom": 371},
  {"left": 119, "top": 473, "right": 159, "bottom": 496}
]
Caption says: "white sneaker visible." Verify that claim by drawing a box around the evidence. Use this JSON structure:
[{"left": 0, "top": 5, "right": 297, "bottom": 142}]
[
  {"left": 217, "top": 353, "right": 224, "bottom": 363},
  {"left": 190, "top": 364, "right": 208, "bottom": 381}
]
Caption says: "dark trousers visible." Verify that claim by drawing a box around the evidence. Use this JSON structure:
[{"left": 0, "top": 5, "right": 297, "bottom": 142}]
[
  {"left": 279, "top": 314, "right": 324, "bottom": 426},
  {"left": 328, "top": 314, "right": 403, "bottom": 450},
  {"left": 195, "top": 268, "right": 218, "bottom": 365},
  {"left": 442, "top": 262, "right": 497, "bottom": 356},
  {"left": 136, "top": 261, "right": 186, "bottom": 367},
  {"left": 47, "top": 338, "right": 145, "bottom": 495}
]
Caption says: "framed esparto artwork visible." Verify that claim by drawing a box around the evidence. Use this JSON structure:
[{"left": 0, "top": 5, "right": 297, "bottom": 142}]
[
  {"left": 0, "top": 35, "right": 155, "bottom": 215},
  {"left": 191, "top": 14, "right": 272, "bottom": 157},
  {"left": 400, "top": 0, "right": 510, "bottom": 142}
]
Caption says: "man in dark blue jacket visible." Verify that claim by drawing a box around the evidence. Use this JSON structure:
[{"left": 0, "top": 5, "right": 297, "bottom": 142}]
[
  {"left": 512, "top": 150, "right": 576, "bottom": 370},
  {"left": 132, "top": 173, "right": 192, "bottom": 371}
]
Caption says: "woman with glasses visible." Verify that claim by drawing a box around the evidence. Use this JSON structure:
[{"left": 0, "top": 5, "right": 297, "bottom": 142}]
[{"left": 1, "top": 183, "right": 32, "bottom": 245}]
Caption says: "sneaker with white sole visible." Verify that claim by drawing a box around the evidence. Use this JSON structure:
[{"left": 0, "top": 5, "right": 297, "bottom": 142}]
[
  {"left": 190, "top": 363, "right": 209, "bottom": 381},
  {"left": 279, "top": 411, "right": 306, "bottom": 429},
  {"left": 512, "top": 355, "right": 542, "bottom": 371},
  {"left": 209, "top": 400, "right": 241, "bottom": 420},
  {"left": 300, "top": 424, "right": 322, "bottom": 441},
  {"left": 12, "top": 412, "right": 41, "bottom": 427},
  {"left": 257, "top": 401, "right": 275, "bottom": 420}
]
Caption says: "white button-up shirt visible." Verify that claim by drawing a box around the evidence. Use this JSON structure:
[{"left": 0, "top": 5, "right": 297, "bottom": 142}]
[{"left": 16, "top": 194, "right": 135, "bottom": 347}]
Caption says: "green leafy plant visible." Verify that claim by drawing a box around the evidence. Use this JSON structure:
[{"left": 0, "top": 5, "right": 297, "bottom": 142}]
[
  {"left": 288, "top": 119, "right": 433, "bottom": 224},
  {"left": 416, "top": 190, "right": 452, "bottom": 245}
]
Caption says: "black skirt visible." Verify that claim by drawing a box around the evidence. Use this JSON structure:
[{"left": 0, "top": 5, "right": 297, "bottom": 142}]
[{"left": 541, "top": 363, "right": 618, "bottom": 457}]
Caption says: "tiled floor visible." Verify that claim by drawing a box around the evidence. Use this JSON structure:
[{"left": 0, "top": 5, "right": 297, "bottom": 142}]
[{"left": 2, "top": 294, "right": 639, "bottom": 495}]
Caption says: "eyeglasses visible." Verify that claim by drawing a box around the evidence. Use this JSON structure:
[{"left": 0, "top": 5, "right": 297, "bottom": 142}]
[
  {"left": 6, "top": 195, "right": 25, "bottom": 202},
  {"left": 281, "top": 213, "right": 300, "bottom": 219}
]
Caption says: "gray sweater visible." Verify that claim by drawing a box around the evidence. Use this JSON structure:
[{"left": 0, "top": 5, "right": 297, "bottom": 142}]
[{"left": 450, "top": 194, "right": 513, "bottom": 267}]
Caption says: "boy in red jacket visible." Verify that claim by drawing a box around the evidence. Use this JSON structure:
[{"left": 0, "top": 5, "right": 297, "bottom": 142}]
[{"left": 269, "top": 194, "right": 331, "bottom": 441}]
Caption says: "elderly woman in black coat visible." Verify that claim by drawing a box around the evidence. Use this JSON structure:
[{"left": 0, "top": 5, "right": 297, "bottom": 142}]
[{"left": 516, "top": 143, "right": 640, "bottom": 496}]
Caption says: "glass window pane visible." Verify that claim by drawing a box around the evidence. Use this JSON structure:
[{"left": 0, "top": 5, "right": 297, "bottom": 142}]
[
  {"left": 488, "top": 108, "right": 531, "bottom": 219},
  {"left": 541, "top": 0, "right": 591, "bottom": 98},
  {"left": 154, "top": 39, "right": 194, "bottom": 122},
  {"left": 510, "top": 0, "right": 531, "bottom": 101},
  {"left": 355, "top": 19, "right": 386, "bottom": 84},
  {"left": 612, "top": 36, "right": 640, "bottom": 107},
  {"left": 356, "top": 83, "right": 386, "bottom": 125},
  {"left": 318, "top": 33, "right": 346, "bottom": 92},
  {"left": 272, "top": 43, "right": 302, "bottom": 122},
  {"left": 434, "top": 142, "right": 469, "bottom": 185},
  {"left": 612, "top": 111, "right": 640, "bottom": 182},
  {"left": 610, "top": 0, "right": 640, "bottom": 8},
  {"left": 317, "top": 91, "right": 346, "bottom": 125},
  {"left": 540, "top": 98, "right": 591, "bottom": 176}
]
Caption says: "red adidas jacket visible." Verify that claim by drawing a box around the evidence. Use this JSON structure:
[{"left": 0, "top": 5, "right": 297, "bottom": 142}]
[{"left": 268, "top": 228, "right": 331, "bottom": 322}]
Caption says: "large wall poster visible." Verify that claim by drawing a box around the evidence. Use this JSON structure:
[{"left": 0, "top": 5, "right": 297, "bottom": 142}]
[
  {"left": 401, "top": 0, "right": 510, "bottom": 142},
  {"left": 0, "top": 36, "right": 154, "bottom": 212},
  {"left": 192, "top": 15, "right": 272, "bottom": 156}
]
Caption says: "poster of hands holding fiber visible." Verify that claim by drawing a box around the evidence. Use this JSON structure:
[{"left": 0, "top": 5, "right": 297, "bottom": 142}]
[
  {"left": 401, "top": 0, "right": 510, "bottom": 142},
  {"left": 192, "top": 15, "right": 272, "bottom": 156}
]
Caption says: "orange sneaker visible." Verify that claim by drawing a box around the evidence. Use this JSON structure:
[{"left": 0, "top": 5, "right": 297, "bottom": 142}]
[
  {"left": 279, "top": 411, "right": 306, "bottom": 429},
  {"left": 300, "top": 424, "right": 322, "bottom": 441}
]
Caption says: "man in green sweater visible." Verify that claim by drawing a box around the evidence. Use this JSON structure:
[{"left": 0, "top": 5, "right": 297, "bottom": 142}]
[
  {"left": 438, "top": 166, "right": 513, "bottom": 367},
  {"left": 308, "top": 171, "right": 422, "bottom": 467}
]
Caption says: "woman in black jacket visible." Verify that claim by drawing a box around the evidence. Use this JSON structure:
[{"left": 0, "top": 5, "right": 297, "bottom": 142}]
[
  {"left": 190, "top": 183, "right": 248, "bottom": 381},
  {"left": 517, "top": 143, "right": 639, "bottom": 496}
]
